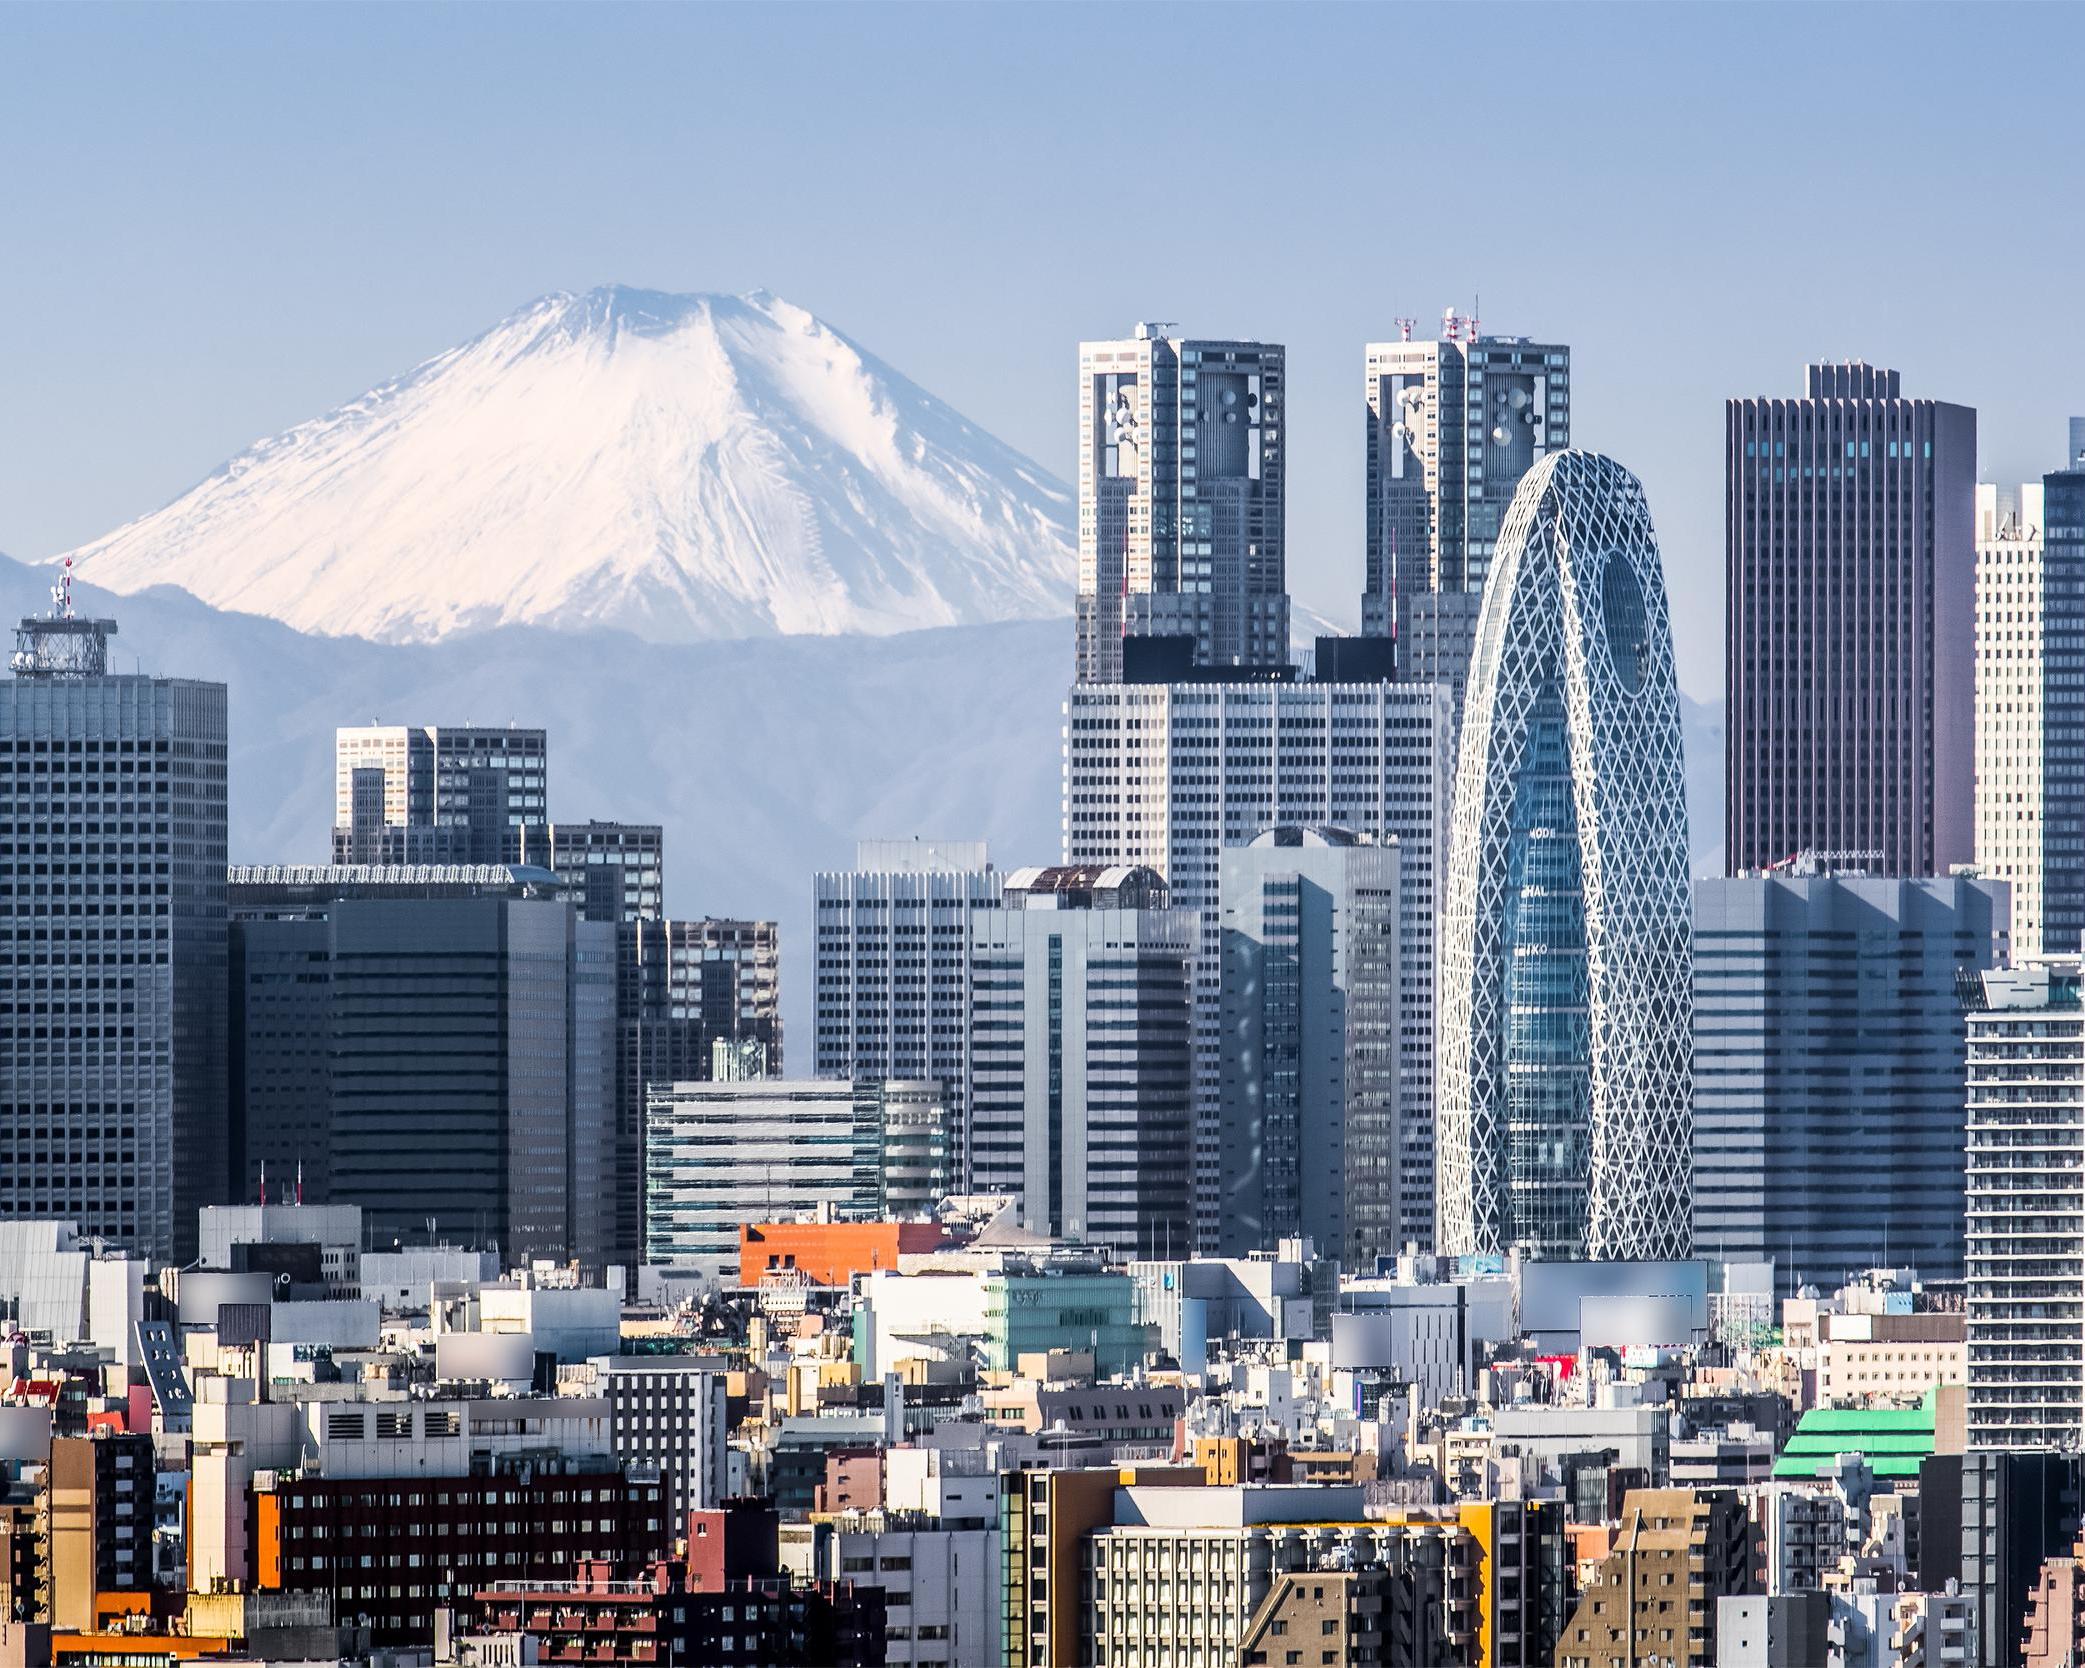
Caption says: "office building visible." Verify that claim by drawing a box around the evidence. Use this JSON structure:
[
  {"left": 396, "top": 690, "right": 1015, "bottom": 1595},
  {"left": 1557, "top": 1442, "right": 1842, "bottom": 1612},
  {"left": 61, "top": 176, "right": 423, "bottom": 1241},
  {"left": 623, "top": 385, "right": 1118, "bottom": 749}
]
[
  {"left": 869, "top": 1078, "right": 955, "bottom": 1219},
  {"left": 518, "top": 819, "right": 663, "bottom": 923},
  {"left": 968, "top": 866, "right": 1195, "bottom": 1256},
  {"left": 0, "top": 606, "right": 228, "bottom": 1264},
  {"left": 1725, "top": 362, "right": 1978, "bottom": 875},
  {"left": 1977, "top": 422, "right": 2085, "bottom": 959},
  {"left": 1436, "top": 451, "right": 1693, "bottom": 1261},
  {"left": 1960, "top": 1451, "right": 2085, "bottom": 1668},
  {"left": 1693, "top": 869, "right": 2008, "bottom": 1288},
  {"left": 228, "top": 864, "right": 616, "bottom": 1267},
  {"left": 331, "top": 723, "right": 547, "bottom": 865},
  {"left": 1966, "top": 961, "right": 2085, "bottom": 1452},
  {"left": 812, "top": 839, "right": 1000, "bottom": 1162},
  {"left": 1064, "top": 678, "right": 1448, "bottom": 1252},
  {"left": 1075, "top": 326, "right": 1287, "bottom": 683},
  {"left": 644, "top": 1080, "right": 878, "bottom": 1282},
  {"left": 1363, "top": 317, "right": 1570, "bottom": 719},
  {"left": 1216, "top": 826, "right": 1403, "bottom": 1266},
  {"left": 614, "top": 914, "right": 781, "bottom": 1264}
]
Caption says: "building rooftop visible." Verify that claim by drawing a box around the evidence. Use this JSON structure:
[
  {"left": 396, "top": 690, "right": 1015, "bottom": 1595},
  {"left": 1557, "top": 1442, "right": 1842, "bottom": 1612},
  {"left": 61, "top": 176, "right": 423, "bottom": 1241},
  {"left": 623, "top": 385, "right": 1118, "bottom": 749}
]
[{"left": 1772, "top": 1390, "right": 1939, "bottom": 1481}]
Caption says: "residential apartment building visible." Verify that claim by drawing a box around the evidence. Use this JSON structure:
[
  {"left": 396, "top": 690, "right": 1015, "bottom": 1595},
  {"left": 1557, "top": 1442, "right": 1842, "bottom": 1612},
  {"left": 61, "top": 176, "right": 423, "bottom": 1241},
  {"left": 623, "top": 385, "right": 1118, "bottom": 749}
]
[{"left": 1966, "top": 961, "right": 2085, "bottom": 1451}]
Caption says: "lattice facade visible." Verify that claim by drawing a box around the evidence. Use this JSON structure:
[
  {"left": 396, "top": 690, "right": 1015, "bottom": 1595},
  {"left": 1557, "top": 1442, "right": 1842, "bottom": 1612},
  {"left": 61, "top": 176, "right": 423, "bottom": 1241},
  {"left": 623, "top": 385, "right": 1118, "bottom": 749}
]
[{"left": 1436, "top": 451, "right": 1693, "bottom": 1259}]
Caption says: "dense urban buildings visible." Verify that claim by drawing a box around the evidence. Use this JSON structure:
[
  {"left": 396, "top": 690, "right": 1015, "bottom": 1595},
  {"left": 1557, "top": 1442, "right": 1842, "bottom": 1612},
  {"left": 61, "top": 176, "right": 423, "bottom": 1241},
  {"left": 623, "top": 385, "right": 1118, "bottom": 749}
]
[
  {"left": 1075, "top": 327, "right": 1288, "bottom": 682},
  {"left": 228, "top": 862, "right": 617, "bottom": 1266},
  {"left": 1, "top": 607, "right": 228, "bottom": 1264},
  {"left": 1966, "top": 959, "right": 2085, "bottom": 1453},
  {"left": 331, "top": 722, "right": 548, "bottom": 865},
  {"left": 1063, "top": 679, "right": 1448, "bottom": 1253},
  {"left": 1725, "top": 362, "right": 1978, "bottom": 876},
  {"left": 1977, "top": 422, "right": 2085, "bottom": 960},
  {"left": 1693, "top": 868, "right": 2009, "bottom": 1288},
  {"left": 968, "top": 865, "right": 1195, "bottom": 1257},
  {"left": 1216, "top": 826, "right": 1401, "bottom": 1269},
  {"left": 1435, "top": 451, "right": 1693, "bottom": 1261}
]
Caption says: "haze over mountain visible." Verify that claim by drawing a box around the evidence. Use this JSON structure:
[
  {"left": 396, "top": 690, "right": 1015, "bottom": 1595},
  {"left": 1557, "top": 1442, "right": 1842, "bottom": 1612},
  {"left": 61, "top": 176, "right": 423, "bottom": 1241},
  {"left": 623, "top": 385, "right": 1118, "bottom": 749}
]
[{"left": 60, "top": 286, "right": 1074, "bottom": 645}]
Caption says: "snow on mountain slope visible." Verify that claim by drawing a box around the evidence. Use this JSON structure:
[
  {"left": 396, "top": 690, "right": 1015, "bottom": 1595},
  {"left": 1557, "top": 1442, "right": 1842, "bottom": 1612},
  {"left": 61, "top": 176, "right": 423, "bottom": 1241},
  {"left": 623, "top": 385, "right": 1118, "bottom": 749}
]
[{"left": 60, "top": 286, "right": 1073, "bottom": 645}]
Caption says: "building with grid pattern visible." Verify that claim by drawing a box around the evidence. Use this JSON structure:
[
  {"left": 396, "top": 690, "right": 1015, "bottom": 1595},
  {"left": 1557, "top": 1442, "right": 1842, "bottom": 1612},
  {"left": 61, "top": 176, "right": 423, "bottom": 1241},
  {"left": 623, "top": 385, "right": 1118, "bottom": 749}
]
[
  {"left": 1076, "top": 327, "right": 1287, "bottom": 684},
  {"left": 1063, "top": 679, "right": 1448, "bottom": 1254},
  {"left": 1725, "top": 362, "right": 1977, "bottom": 877},
  {"left": 331, "top": 723, "right": 547, "bottom": 866},
  {"left": 0, "top": 611, "right": 227, "bottom": 1264}
]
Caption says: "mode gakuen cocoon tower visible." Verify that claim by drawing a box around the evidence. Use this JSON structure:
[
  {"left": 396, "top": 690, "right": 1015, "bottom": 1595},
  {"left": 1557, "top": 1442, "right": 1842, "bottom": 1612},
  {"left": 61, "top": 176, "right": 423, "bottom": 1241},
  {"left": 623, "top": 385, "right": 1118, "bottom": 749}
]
[{"left": 1435, "top": 450, "right": 1694, "bottom": 1261}]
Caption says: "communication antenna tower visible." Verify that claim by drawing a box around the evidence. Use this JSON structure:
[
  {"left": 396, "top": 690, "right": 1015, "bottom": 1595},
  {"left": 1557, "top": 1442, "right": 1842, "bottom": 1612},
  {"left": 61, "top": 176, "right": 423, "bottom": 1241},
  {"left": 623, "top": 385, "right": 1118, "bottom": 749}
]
[{"left": 1395, "top": 317, "right": 1417, "bottom": 343}]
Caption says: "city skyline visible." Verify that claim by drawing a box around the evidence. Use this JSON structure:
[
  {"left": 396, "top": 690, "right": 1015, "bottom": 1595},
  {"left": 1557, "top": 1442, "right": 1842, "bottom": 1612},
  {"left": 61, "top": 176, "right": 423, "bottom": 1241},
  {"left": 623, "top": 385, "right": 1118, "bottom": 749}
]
[{"left": 6, "top": 6, "right": 2085, "bottom": 701}]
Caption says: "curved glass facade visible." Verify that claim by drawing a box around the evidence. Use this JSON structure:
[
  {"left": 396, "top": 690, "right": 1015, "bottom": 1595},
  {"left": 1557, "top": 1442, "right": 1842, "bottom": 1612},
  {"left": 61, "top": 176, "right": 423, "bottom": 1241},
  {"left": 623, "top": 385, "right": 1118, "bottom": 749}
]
[{"left": 1437, "top": 450, "right": 1693, "bottom": 1260}]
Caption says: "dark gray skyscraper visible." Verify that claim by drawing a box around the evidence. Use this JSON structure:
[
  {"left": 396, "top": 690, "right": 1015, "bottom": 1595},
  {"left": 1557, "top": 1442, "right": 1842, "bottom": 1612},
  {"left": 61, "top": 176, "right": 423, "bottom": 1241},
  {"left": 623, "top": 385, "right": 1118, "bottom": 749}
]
[
  {"left": 1, "top": 606, "right": 228, "bottom": 1264},
  {"left": 228, "top": 864, "right": 616, "bottom": 1267},
  {"left": 519, "top": 819, "right": 664, "bottom": 924},
  {"left": 1076, "top": 327, "right": 1287, "bottom": 683},
  {"left": 1693, "top": 868, "right": 2007, "bottom": 1290},
  {"left": 1725, "top": 362, "right": 1977, "bottom": 876}
]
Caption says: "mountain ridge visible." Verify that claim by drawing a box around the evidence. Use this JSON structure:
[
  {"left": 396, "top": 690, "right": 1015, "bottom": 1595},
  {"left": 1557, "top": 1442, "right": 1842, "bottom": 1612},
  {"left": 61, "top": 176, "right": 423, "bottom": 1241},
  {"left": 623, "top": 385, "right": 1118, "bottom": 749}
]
[{"left": 60, "top": 285, "right": 1074, "bottom": 646}]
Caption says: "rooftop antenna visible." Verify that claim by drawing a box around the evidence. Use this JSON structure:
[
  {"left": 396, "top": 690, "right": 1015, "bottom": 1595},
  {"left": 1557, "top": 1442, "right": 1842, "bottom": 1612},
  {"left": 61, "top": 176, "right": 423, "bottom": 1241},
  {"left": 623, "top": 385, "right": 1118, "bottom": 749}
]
[
  {"left": 50, "top": 555, "right": 75, "bottom": 622},
  {"left": 1470, "top": 293, "right": 1481, "bottom": 340},
  {"left": 1442, "top": 306, "right": 1461, "bottom": 345},
  {"left": 1395, "top": 317, "right": 1417, "bottom": 343}
]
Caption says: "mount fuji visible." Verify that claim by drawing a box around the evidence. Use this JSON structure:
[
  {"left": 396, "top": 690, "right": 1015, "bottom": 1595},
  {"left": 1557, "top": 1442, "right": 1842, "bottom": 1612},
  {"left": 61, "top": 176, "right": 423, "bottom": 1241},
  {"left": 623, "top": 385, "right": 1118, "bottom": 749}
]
[{"left": 59, "top": 286, "right": 1073, "bottom": 644}]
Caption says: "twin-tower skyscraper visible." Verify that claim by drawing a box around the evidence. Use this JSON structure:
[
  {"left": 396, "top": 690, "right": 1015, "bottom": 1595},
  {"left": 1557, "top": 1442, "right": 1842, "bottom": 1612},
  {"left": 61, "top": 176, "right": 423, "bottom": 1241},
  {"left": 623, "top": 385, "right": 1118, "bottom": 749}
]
[{"left": 1068, "top": 318, "right": 1694, "bottom": 1263}]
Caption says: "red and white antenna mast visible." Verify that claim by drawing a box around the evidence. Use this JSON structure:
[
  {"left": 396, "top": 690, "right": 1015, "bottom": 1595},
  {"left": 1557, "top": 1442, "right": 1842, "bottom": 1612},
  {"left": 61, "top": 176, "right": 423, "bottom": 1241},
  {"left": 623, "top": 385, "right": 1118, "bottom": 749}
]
[{"left": 1395, "top": 317, "right": 1416, "bottom": 343}]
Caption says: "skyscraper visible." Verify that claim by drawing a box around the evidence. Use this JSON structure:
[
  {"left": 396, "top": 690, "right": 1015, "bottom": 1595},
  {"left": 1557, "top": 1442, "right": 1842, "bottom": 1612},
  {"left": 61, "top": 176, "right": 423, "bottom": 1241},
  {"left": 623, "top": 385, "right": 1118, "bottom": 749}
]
[
  {"left": 1976, "top": 421, "right": 2085, "bottom": 959},
  {"left": 1725, "top": 363, "right": 1977, "bottom": 876},
  {"left": 1693, "top": 867, "right": 2008, "bottom": 1289},
  {"left": 0, "top": 607, "right": 228, "bottom": 1264},
  {"left": 227, "top": 863, "right": 616, "bottom": 1267},
  {"left": 1435, "top": 451, "right": 1693, "bottom": 1261},
  {"left": 1064, "top": 679, "right": 1448, "bottom": 1253},
  {"left": 519, "top": 820, "right": 664, "bottom": 924},
  {"left": 1363, "top": 317, "right": 1571, "bottom": 697},
  {"left": 968, "top": 865, "right": 1195, "bottom": 1256},
  {"left": 1075, "top": 327, "right": 1287, "bottom": 683},
  {"left": 1216, "top": 826, "right": 1402, "bottom": 1268},
  {"left": 332, "top": 723, "right": 548, "bottom": 865},
  {"left": 812, "top": 839, "right": 1001, "bottom": 1121}
]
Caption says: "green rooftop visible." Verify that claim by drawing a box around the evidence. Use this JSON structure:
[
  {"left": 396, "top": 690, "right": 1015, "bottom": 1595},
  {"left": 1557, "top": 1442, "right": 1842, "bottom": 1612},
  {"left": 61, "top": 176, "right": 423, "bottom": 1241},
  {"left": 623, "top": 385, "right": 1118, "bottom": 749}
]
[{"left": 1772, "top": 1389, "right": 1939, "bottom": 1480}]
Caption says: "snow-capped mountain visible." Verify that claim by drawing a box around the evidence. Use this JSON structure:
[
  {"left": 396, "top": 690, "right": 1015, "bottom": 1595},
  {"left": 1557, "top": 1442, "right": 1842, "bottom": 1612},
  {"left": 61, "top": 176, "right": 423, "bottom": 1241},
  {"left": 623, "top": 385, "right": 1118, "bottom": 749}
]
[{"left": 61, "top": 286, "right": 1073, "bottom": 644}]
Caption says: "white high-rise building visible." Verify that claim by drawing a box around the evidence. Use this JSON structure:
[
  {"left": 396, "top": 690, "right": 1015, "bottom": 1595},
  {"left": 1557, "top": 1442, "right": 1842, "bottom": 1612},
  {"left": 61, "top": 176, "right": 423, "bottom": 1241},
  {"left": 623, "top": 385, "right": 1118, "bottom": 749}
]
[
  {"left": 812, "top": 842, "right": 1002, "bottom": 1183},
  {"left": 1063, "top": 679, "right": 1449, "bottom": 1252},
  {"left": 1976, "top": 480, "right": 2049, "bottom": 955},
  {"left": 1363, "top": 320, "right": 1571, "bottom": 673},
  {"left": 1436, "top": 451, "right": 1693, "bottom": 1261},
  {"left": 1965, "top": 959, "right": 2085, "bottom": 1451},
  {"left": 1076, "top": 328, "right": 1287, "bottom": 684}
]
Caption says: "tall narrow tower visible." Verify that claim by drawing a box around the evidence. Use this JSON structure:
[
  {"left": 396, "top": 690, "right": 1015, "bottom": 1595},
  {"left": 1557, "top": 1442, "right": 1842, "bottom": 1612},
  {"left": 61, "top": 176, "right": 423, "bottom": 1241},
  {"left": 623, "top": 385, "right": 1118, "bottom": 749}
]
[
  {"left": 1435, "top": 451, "right": 1693, "bottom": 1260},
  {"left": 1075, "top": 326, "right": 1288, "bottom": 683}
]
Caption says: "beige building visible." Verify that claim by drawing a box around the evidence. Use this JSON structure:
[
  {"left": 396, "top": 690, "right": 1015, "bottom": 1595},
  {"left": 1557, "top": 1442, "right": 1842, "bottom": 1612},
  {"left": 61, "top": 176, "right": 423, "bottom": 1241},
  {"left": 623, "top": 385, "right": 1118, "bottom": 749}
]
[
  {"left": 1557, "top": 1488, "right": 1759, "bottom": 1668},
  {"left": 1975, "top": 481, "right": 2050, "bottom": 954}
]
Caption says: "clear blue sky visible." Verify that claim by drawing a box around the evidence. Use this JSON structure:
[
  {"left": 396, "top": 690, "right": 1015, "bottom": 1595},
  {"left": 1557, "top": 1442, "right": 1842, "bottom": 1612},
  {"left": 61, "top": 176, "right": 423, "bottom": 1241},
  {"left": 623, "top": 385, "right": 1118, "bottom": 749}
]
[{"left": 3, "top": 2, "right": 2078, "bottom": 700}]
